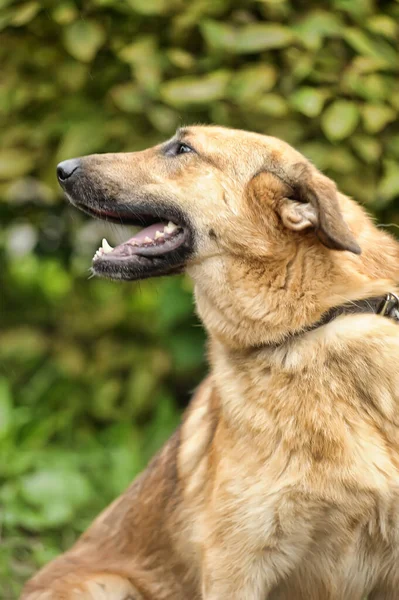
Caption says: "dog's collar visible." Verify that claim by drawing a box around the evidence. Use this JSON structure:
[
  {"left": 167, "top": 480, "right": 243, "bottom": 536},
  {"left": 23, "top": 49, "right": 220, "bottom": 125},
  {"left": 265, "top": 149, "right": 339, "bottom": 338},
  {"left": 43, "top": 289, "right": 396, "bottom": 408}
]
[{"left": 303, "top": 292, "right": 399, "bottom": 336}]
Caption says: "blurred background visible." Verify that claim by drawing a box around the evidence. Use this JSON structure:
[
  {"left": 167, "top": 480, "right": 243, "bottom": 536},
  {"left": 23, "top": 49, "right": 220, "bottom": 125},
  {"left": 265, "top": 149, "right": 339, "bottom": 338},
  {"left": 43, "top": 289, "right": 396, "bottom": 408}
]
[{"left": 1, "top": 0, "right": 399, "bottom": 596}]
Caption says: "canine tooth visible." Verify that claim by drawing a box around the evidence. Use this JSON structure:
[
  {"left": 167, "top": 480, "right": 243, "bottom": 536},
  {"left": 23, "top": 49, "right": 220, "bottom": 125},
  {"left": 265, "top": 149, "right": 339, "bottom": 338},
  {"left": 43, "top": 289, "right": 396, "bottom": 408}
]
[
  {"left": 164, "top": 221, "right": 178, "bottom": 234},
  {"left": 144, "top": 236, "right": 153, "bottom": 243},
  {"left": 155, "top": 230, "right": 164, "bottom": 240},
  {"left": 102, "top": 238, "right": 113, "bottom": 253}
]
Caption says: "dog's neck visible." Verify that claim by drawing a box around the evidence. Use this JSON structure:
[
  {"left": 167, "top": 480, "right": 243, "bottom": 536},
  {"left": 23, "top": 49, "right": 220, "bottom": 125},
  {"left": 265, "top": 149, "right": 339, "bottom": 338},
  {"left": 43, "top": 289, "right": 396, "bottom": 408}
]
[{"left": 191, "top": 246, "right": 399, "bottom": 352}]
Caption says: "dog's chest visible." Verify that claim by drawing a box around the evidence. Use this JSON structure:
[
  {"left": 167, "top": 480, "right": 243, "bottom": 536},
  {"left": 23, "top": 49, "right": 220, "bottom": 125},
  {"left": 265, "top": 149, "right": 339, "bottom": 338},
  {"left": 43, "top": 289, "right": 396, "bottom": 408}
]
[{"left": 208, "top": 334, "right": 399, "bottom": 552}]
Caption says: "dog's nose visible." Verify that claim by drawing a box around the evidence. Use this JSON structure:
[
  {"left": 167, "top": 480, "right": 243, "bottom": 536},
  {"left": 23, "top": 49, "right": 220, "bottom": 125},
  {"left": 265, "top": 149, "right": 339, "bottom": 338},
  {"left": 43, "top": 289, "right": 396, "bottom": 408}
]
[{"left": 57, "top": 158, "right": 81, "bottom": 183}]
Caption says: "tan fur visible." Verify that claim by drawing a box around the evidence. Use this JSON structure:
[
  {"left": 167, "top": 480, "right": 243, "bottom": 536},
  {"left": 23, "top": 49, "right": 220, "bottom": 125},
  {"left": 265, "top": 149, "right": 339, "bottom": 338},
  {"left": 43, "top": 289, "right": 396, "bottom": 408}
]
[{"left": 22, "top": 126, "right": 399, "bottom": 599}]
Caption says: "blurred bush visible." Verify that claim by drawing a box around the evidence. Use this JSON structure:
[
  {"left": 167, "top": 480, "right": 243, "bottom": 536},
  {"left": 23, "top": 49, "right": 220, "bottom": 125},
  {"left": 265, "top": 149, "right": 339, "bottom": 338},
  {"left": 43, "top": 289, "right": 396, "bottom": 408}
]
[{"left": 1, "top": 0, "right": 399, "bottom": 596}]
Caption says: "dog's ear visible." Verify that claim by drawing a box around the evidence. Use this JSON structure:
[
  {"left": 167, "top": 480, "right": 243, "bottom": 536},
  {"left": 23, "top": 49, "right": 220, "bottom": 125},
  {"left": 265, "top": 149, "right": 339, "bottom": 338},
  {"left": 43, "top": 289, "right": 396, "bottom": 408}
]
[{"left": 275, "top": 164, "right": 361, "bottom": 255}]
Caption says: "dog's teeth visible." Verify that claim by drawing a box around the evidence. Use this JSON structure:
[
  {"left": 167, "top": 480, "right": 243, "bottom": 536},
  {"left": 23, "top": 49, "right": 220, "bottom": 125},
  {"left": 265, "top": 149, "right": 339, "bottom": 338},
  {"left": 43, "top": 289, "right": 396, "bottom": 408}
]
[
  {"left": 155, "top": 230, "right": 164, "bottom": 240},
  {"left": 144, "top": 236, "right": 153, "bottom": 244},
  {"left": 93, "top": 247, "right": 105, "bottom": 260},
  {"left": 102, "top": 238, "right": 113, "bottom": 254},
  {"left": 164, "top": 221, "right": 178, "bottom": 234}
]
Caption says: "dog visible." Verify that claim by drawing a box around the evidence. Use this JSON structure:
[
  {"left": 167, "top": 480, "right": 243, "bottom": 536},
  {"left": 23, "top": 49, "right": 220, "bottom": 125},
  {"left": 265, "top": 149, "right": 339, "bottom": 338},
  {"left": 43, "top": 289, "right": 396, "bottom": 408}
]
[{"left": 21, "top": 126, "right": 399, "bottom": 599}]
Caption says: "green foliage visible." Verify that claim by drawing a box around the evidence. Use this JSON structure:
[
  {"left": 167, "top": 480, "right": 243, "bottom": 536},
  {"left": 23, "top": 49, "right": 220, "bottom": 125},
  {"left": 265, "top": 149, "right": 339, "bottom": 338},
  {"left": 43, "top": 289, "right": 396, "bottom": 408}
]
[{"left": 1, "top": 0, "right": 399, "bottom": 596}]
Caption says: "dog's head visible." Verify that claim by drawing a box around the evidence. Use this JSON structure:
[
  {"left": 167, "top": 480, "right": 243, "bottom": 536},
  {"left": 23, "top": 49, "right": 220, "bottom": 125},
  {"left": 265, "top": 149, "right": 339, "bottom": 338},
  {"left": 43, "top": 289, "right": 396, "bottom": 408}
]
[
  {"left": 57, "top": 125, "right": 360, "bottom": 280},
  {"left": 58, "top": 125, "right": 397, "bottom": 347}
]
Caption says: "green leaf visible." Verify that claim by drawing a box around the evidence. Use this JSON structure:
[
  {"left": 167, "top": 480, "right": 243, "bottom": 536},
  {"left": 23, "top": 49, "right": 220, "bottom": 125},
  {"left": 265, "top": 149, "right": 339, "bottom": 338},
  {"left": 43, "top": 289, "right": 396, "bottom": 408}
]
[
  {"left": 148, "top": 105, "right": 179, "bottom": 134},
  {"left": 344, "top": 28, "right": 397, "bottom": 65},
  {"left": 161, "top": 71, "right": 231, "bottom": 107},
  {"left": 228, "top": 64, "right": 277, "bottom": 104},
  {"left": 366, "top": 15, "right": 397, "bottom": 39},
  {"left": 299, "top": 142, "right": 332, "bottom": 170},
  {"left": 0, "top": 377, "right": 12, "bottom": 440},
  {"left": 167, "top": 48, "right": 195, "bottom": 70},
  {"left": 290, "top": 87, "right": 329, "bottom": 117},
  {"left": 9, "top": 1, "right": 40, "bottom": 26},
  {"left": 201, "top": 20, "right": 237, "bottom": 53},
  {"left": 328, "top": 147, "right": 358, "bottom": 173},
  {"left": 321, "top": 100, "right": 360, "bottom": 141},
  {"left": 63, "top": 20, "right": 106, "bottom": 63},
  {"left": 350, "top": 73, "right": 391, "bottom": 102},
  {"left": 52, "top": 2, "right": 79, "bottom": 25},
  {"left": 126, "top": 0, "right": 170, "bottom": 15},
  {"left": 254, "top": 94, "right": 289, "bottom": 117},
  {"left": 334, "top": 0, "right": 374, "bottom": 19},
  {"left": 235, "top": 23, "right": 295, "bottom": 54},
  {"left": 20, "top": 469, "right": 92, "bottom": 512},
  {"left": 110, "top": 83, "right": 143, "bottom": 113},
  {"left": 294, "top": 10, "right": 343, "bottom": 50},
  {"left": 118, "top": 37, "right": 161, "bottom": 96},
  {"left": 351, "top": 135, "right": 381, "bottom": 163},
  {"left": 361, "top": 104, "right": 396, "bottom": 133},
  {"left": 202, "top": 21, "right": 295, "bottom": 54},
  {"left": 378, "top": 160, "right": 399, "bottom": 204}
]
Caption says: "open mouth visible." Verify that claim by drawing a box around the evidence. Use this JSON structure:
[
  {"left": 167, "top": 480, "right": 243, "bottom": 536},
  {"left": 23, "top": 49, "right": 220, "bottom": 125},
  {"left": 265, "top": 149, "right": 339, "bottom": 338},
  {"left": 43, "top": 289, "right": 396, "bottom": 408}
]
[
  {"left": 94, "top": 219, "right": 186, "bottom": 261},
  {"left": 75, "top": 202, "right": 193, "bottom": 281}
]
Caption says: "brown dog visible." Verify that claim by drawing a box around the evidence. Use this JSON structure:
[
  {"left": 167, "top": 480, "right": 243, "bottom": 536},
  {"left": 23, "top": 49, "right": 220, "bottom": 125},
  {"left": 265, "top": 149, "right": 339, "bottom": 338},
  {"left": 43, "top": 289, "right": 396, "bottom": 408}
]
[{"left": 22, "top": 126, "right": 399, "bottom": 600}]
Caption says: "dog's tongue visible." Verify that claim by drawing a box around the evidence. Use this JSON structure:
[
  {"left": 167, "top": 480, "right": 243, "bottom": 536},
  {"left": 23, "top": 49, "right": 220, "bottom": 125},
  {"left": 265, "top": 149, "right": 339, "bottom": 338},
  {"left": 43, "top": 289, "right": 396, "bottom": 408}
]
[{"left": 126, "top": 222, "right": 165, "bottom": 244}]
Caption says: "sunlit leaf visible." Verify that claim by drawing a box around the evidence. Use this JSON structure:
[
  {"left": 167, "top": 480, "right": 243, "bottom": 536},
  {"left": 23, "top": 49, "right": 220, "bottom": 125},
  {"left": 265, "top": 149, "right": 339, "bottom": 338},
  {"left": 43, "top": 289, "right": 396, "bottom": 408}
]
[
  {"left": 201, "top": 20, "right": 237, "bottom": 53},
  {"left": 290, "top": 87, "right": 329, "bottom": 117},
  {"left": 161, "top": 71, "right": 231, "bottom": 107},
  {"left": 254, "top": 94, "right": 289, "bottom": 117},
  {"left": 235, "top": 23, "right": 295, "bottom": 53},
  {"left": 167, "top": 48, "right": 195, "bottom": 70},
  {"left": 202, "top": 21, "right": 294, "bottom": 54},
  {"left": 361, "top": 104, "right": 396, "bottom": 133},
  {"left": 9, "top": 1, "right": 40, "bottom": 26},
  {"left": 228, "top": 64, "right": 277, "bottom": 104},
  {"left": 148, "top": 104, "right": 179, "bottom": 134},
  {"left": 351, "top": 135, "right": 381, "bottom": 163},
  {"left": 52, "top": 2, "right": 79, "bottom": 25},
  {"left": 321, "top": 100, "right": 360, "bottom": 141},
  {"left": 110, "top": 83, "right": 144, "bottom": 113},
  {"left": 366, "top": 15, "right": 397, "bottom": 39},
  {"left": 63, "top": 20, "right": 106, "bottom": 63}
]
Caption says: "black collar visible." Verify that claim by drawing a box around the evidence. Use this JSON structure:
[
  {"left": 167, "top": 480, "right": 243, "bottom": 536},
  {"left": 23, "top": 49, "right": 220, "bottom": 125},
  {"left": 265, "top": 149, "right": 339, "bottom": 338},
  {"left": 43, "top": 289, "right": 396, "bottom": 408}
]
[{"left": 306, "top": 292, "right": 399, "bottom": 336}]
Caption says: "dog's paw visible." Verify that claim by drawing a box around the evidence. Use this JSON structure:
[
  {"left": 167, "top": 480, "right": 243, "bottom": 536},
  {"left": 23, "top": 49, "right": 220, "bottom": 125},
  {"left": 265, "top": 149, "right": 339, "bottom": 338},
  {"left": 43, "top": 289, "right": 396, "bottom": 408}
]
[{"left": 21, "top": 575, "right": 139, "bottom": 600}]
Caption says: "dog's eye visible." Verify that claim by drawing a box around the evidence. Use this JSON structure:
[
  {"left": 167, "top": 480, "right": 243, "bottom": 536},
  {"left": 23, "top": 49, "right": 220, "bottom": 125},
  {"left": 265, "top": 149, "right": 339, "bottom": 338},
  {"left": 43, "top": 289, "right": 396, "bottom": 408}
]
[
  {"left": 164, "top": 142, "right": 195, "bottom": 157},
  {"left": 176, "top": 143, "right": 193, "bottom": 155}
]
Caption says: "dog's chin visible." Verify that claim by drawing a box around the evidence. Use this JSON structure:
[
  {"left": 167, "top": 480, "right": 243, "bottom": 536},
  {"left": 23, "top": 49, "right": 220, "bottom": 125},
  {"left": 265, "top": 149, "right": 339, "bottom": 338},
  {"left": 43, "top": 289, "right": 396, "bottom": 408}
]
[{"left": 69, "top": 197, "right": 194, "bottom": 282}]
